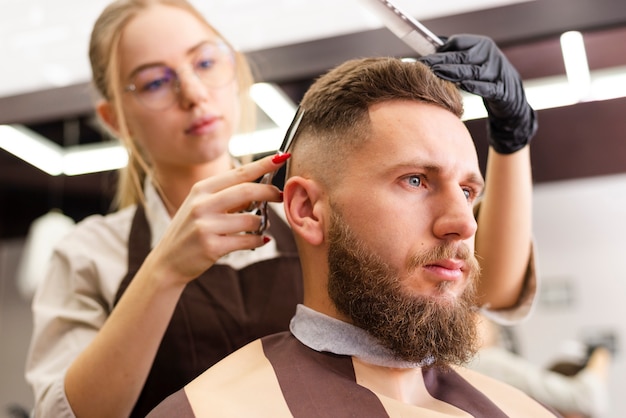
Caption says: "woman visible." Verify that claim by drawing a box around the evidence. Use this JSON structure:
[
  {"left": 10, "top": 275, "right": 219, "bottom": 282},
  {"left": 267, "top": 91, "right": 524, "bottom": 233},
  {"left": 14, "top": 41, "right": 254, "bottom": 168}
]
[{"left": 26, "top": 1, "right": 537, "bottom": 417}]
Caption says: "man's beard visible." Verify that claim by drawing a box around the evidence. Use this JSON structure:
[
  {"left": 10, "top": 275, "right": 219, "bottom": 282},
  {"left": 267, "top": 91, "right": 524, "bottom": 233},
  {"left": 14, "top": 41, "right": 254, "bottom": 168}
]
[{"left": 327, "top": 210, "right": 481, "bottom": 368}]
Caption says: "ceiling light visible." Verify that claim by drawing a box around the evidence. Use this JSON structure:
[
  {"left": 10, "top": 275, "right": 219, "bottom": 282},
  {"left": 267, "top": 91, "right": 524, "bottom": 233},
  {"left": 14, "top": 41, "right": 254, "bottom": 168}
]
[
  {"left": 229, "top": 127, "right": 285, "bottom": 157},
  {"left": 587, "top": 65, "right": 626, "bottom": 102},
  {"left": 0, "top": 125, "right": 126, "bottom": 176},
  {"left": 232, "top": 82, "right": 299, "bottom": 156},
  {"left": 249, "top": 82, "right": 297, "bottom": 128},
  {"left": 63, "top": 142, "right": 128, "bottom": 176},
  {"left": 560, "top": 31, "right": 591, "bottom": 101},
  {"left": 461, "top": 65, "right": 626, "bottom": 121},
  {"left": 4, "top": 67, "right": 626, "bottom": 173},
  {"left": 0, "top": 125, "right": 63, "bottom": 175}
]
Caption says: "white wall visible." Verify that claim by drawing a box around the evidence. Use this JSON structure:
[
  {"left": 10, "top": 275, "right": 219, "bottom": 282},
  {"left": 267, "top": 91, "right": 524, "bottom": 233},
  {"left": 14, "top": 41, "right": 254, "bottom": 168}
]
[{"left": 517, "top": 173, "right": 626, "bottom": 418}]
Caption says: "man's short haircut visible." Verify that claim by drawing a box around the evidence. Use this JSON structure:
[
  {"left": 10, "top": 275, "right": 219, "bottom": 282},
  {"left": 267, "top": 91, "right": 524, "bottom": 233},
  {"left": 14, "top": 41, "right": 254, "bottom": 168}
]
[{"left": 290, "top": 57, "right": 464, "bottom": 184}]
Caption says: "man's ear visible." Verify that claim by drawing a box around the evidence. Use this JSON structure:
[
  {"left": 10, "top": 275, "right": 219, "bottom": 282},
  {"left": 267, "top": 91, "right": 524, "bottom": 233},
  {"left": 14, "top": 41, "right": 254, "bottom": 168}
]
[
  {"left": 283, "top": 176, "right": 325, "bottom": 246},
  {"left": 95, "top": 100, "right": 120, "bottom": 136}
]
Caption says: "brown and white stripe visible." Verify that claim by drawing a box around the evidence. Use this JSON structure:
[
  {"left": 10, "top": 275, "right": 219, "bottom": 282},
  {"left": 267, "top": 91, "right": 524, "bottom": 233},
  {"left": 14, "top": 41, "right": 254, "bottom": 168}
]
[{"left": 148, "top": 332, "right": 560, "bottom": 417}]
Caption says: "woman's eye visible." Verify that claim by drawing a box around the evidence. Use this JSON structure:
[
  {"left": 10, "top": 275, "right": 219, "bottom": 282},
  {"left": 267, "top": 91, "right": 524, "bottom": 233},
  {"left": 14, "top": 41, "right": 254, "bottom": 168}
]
[
  {"left": 142, "top": 77, "right": 169, "bottom": 92},
  {"left": 196, "top": 59, "right": 216, "bottom": 70},
  {"left": 133, "top": 66, "right": 176, "bottom": 93}
]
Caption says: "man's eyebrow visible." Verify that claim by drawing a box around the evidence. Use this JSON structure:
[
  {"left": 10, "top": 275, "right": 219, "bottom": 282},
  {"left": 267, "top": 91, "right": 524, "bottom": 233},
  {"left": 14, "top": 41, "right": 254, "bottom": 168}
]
[{"left": 466, "top": 172, "right": 486, "bottom": 190}]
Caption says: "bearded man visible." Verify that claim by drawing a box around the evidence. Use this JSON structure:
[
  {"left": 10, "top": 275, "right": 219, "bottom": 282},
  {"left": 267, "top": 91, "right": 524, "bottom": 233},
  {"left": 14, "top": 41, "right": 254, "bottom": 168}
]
[{"left": 146, "top": 56, "right": 558, "bottom": 417}]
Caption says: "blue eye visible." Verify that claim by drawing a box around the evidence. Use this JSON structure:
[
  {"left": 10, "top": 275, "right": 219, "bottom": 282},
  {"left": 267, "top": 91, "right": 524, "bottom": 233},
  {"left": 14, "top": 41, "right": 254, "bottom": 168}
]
[
  {"left": 407, "top": 175, "right": 422, "bottom": 188},
  {"left": 462, "top": 187, "right": 479, "bottom": 202},
  {"left": 191, "top": 42, "right": 235, "bottom": 87},
  {"left": 195, "top": 45, "right": 220, "bottom": 73},
  {"left": 136, "top": 68, "right": 176, "bottom": 93},
  {"left": 196, "top": 58, "right": 217, "bottom": 71},
  {"left": 142, "top": 76, "right": 172, "bottom": 92}
]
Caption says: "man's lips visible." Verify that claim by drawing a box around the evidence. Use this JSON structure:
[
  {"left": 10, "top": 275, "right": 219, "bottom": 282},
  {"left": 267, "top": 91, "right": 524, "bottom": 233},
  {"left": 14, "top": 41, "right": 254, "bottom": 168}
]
[{"left": 422, "top": 259, "right": 466, "bottom": 281}]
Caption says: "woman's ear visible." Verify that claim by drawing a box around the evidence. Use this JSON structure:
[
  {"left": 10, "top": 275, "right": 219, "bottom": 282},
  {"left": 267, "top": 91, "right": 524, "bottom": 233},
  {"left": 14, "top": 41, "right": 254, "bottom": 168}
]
[
  {"left": 283, "top": 176, "right": 325, "bottom": 246},
  {"left": 95, "top": 100, "right": 120, "bottom": 136}
]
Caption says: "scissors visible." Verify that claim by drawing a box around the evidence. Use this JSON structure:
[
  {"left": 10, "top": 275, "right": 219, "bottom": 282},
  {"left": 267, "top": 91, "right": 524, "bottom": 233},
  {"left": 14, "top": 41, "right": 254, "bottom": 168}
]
[{"left": 252, "top": 106, "right": 305, "bottom": 235}]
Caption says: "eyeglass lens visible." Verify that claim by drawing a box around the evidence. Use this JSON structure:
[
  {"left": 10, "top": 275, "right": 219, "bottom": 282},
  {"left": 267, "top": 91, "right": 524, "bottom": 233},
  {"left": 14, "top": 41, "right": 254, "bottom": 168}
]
[{"left": 129, "top": 41, "right": 235, "bottom": 110}]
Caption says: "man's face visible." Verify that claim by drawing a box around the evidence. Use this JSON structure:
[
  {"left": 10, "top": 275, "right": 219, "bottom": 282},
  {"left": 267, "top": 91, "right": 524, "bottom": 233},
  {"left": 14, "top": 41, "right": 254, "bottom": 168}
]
[{"left": 325, "top": 100, "right": 484, "bottom": 365}]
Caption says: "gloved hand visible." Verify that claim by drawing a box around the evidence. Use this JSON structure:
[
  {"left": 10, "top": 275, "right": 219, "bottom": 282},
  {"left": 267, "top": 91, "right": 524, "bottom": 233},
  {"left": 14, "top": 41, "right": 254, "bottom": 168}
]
[{"left": 418, "top": 34, "right": 537, "bottom": 154}]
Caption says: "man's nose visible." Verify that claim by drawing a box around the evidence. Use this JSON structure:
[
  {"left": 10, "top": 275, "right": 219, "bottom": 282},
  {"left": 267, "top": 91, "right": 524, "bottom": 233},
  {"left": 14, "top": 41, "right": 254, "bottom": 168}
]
[{"left": 431, "top": 187, "right": 478, "bottom": 242}]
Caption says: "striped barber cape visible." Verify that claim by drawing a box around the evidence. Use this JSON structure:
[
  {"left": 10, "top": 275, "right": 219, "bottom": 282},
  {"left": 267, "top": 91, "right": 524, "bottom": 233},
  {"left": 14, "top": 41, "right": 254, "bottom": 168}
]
[{"left": 147, "top": 331, "right": 561, "bottom": 417}]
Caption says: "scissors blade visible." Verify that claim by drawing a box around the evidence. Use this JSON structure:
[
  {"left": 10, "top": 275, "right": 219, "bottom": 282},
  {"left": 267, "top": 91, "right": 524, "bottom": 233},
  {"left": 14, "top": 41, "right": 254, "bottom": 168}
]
[
  {"left": 277, "top": 106, "right": 305, "bottom": 154},
  {"left": 252, "top": 107, "right": 305, "bottom": 235}
]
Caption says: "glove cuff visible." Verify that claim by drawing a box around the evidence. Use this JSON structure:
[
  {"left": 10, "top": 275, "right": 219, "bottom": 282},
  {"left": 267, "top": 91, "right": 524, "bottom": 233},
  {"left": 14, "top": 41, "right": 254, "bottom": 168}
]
[{"left": 487, "top": 107, "right": 538, "bottom": 154}]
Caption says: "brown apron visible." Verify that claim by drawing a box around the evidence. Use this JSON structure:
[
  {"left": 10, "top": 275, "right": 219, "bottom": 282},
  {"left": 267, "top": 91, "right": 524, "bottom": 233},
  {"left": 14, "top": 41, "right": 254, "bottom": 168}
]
[{"left": 114, "top": 205, "right": 303, "bottom": 417}]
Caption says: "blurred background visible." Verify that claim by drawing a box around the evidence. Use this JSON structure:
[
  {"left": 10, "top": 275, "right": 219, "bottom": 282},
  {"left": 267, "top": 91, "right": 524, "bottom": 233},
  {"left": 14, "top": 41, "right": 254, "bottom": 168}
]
[{"left": 1, "top": 0, "right": 626, "bottom": 416}]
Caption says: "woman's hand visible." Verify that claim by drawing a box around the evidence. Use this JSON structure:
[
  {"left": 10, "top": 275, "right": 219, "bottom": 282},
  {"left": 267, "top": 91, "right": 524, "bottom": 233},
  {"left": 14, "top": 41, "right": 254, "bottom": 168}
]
[
  {"left": 147, "top": 153, "right": 290, "bottom": 286},
  {"left": 419, "top": 34, "right": 537, "bottom": 154}
]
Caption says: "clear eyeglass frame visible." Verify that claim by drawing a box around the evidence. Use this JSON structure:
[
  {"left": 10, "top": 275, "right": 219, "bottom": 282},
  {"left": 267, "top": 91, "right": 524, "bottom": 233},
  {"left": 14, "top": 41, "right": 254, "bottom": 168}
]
[{"left": 123, "top": 40, "right": 236, "bottom": 111}]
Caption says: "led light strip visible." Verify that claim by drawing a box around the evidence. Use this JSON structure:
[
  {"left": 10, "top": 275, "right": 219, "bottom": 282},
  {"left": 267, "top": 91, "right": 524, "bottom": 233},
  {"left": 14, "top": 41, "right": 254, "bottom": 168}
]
[
  {"left": 0, "top": 125, "right": 65, "bottom": 176},
  {"left": 462, "top": 64, "right": 626, "bottom": 121},
  {"left": 561, "top": 31, "right": 591, "bottom": 101},
  {"left": 3, "top": 49, "right": 626, "bottom": 175},
  {"left": 0, "top": 82, "right": 296, "bottom": 176}
]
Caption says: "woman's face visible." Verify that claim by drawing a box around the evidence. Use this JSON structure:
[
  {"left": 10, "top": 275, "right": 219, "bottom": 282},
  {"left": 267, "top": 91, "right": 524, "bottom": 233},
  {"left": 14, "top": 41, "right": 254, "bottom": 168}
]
[{"left": 117, "top": 4, "right": 240, "bottom": 174}]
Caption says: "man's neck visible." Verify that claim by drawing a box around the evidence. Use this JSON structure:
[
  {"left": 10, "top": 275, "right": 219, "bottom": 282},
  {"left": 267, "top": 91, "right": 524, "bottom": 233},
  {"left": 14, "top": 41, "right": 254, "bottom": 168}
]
[{"left": 351, "top": 358, "right": 436, "bottom": 405}]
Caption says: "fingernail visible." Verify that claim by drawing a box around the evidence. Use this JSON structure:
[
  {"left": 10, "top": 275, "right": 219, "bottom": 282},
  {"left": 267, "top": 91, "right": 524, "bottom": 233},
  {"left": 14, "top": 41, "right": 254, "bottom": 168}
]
[
  {"left": 263, "top": 236, "right": 271, "bottom": 244},
  {"left": 272, "top": 152, "right": 291, "bottom": 164},
  {"left": 279, "top": 191, "right": 284, "bottom": 201}
]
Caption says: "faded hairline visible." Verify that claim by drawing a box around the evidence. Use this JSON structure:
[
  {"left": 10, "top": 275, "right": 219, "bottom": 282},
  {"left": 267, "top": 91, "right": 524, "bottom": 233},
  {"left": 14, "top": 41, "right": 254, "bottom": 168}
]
[{"left": 288, "top": 57, "right": 463, "bottom": 186}]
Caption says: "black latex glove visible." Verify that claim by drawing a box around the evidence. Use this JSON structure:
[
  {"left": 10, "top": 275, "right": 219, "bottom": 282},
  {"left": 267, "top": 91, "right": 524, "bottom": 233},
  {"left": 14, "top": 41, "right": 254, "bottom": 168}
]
[{"left": 418, "top": 34, "right": 537, "bottom": 154}]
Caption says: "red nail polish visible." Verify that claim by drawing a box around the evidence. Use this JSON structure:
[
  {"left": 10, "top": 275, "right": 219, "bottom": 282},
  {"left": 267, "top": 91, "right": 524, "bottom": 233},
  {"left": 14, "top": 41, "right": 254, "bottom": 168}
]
[
  {"left": 272, "top": 152, "right": 291, "bottom": 164},
  {"left": 263, "top": 236, "right": 271, "bottom": 244},
  {"left": 279, "top": 191, "right": 284, "bottom": 201}
]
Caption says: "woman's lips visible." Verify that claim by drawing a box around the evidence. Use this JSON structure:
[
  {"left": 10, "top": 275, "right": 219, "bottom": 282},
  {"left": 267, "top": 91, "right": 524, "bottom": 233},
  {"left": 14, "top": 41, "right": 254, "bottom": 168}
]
[{"left": 185, "top": 115, "right": 219, "bottom": 135}]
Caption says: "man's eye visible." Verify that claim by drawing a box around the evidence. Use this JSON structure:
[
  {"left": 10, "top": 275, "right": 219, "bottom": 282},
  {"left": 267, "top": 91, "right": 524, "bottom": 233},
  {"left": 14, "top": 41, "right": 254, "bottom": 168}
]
[
  {"left": 462, "top": 187, "right": 477, "bottom": 201},
  {"left": 407, "top": 175, "right": 422, "bottom": 188}
]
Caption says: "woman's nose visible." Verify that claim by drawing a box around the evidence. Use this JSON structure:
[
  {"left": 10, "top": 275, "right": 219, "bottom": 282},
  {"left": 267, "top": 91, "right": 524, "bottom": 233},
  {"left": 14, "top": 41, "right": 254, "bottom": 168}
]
[{"left": 176, "top": 69, "right": 209, "bottom": 109}]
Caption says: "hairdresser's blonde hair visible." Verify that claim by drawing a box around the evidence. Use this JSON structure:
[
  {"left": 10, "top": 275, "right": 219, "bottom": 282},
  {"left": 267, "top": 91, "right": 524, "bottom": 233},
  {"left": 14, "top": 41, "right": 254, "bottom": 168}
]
[{"left": 89, "top": 0, "right": 255, "bottom": 209}]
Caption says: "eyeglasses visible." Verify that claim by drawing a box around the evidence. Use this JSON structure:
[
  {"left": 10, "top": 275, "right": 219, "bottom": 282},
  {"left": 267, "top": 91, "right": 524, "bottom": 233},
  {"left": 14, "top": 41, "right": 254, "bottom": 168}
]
[
  {"left": 252, "top": 106, "right": 305, "bottom": 235},
  {"left": 124, "top": 40, "right": 236, "bottom": 110}
]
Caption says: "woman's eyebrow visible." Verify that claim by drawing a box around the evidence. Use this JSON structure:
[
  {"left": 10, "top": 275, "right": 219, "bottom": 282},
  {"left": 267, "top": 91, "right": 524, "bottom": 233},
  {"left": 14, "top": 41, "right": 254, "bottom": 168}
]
[{"left": 126, "top": 39, "right": 221, "bottom": 80}]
